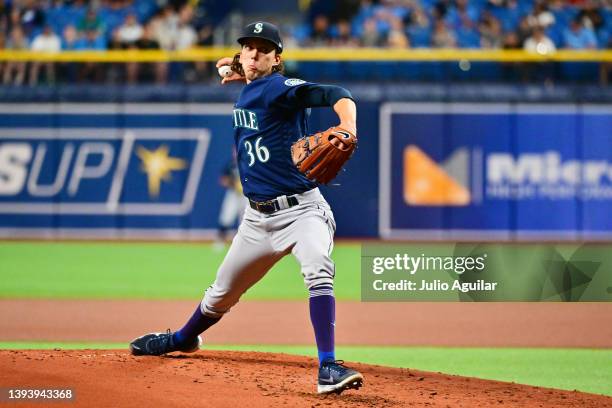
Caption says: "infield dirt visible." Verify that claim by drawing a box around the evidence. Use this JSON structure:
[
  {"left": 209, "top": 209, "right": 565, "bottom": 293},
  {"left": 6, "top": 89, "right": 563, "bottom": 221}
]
[
  {"left": 2, "top": 349, "right": 612, "bottom": 408},
  {"left": 2, "top": 300, "right": 612, "bottom": 347},
  {"left": 2, "top": 300, "right": 612, "bottom": 407}
]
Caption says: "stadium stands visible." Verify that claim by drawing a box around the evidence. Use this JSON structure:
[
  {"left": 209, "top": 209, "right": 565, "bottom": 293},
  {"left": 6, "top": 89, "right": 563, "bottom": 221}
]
[{"left": 0, "top": 0, "right": 609, "bottom": 84}]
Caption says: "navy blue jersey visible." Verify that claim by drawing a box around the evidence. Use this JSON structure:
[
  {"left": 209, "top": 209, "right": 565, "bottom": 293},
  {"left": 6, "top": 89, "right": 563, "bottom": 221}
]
[{"left": 233, "top": 73, "right": 319, "bottom": 201}]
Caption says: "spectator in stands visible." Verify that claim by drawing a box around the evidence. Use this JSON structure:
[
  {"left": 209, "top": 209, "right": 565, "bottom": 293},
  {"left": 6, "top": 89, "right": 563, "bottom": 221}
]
[
  {"left": 524, "top": 26, "right": 556, "bottom": 54},
  {"left": 577, "top": 2, "right": 604, "bottom": 33},
  {"left": 331, "top": 19, "right": 359, "bottom": 47},
  {"left": 134, "top": 21, "right": 167, "bottom": 84},
  {"left": 197, "top": 23, "right": 214, "bottom": 47},
  {"left": 502, "top": 31, "right": 521, "bottom": 49},
  {"left": 154, "top": 5, "right": 179, "bottom": 50},
  {"left": 176, "top": 5, "right": 196, "bottom": 50},
  {"left": 2, "top": 0, "right": 610, "bottom": 85},
  {"left": 29, "top": 24, "right": 61, "bottom": 85},
  {"left": 446, "top": 0, "right": 479, "bottom": 31},
  {"left": 3, "top": 26, "right": 28, "bottom": 85},
  {"left": 74, "top": 28, "right": 106, "bottom": 82},
  {"left": 117, "top": 13, "right": 143, "bottom": 47},
  {"left": 432, "top": 19, "right": 456, "bottom": 48},
  {"left": 524, "top": 25, "right": 556, "bottom": 83},
  {"left": 361, "top": 17, "right": 384, "bottom": 46},
  {"left": 60, "top": 24, "right": 79, "bottom": 82},
  {"left": 8, "top": 9, "right": 19, "bottom": 33},
  {"left": 563, "top": 17, "right": 597, "bottom": 49},
  {"left": 431, "top": 1, "right": 449, "bottom": 21},
  {"left": 0, "top": 0, "right": 11, "bottom": 34},
  {"left": 137, "top": 22, "right": 162, "bottom": 52},
  {"left": 406, "top": 6, "right": 432, "bottom": 48},
  {"left": 409, "top": 6, "right": 430, "bottom": 30},
  {"left": 118, "top": 25, "right": 138, "bottom": 84},
  {"left": 526, "top": 1, "right": 555, "bottom": 29},
  {"left": 62, "top": 25, "right": 79, "bottom": 50},
  {"left": 386, "top": 18, "right": 409, "bottom": 48},
  {"left": 18, "top": 0, "right": 45, "bottom": 38},
  {"left": 516, "top": 15, "right": 533, "bottom": 43},
  {"left": 367, "top": 0, "right": 407, "bottom": 37},
  {"left": 75, "top": 27, "right": 106, "bottom": 50},
  {"left": 479, "top": 12, "right": 503, "bottom": 48},
  {"left": 307, "top": 14, "right": 331, "bottom": 46},
  {"left": 77, "top": 8, "right": 104, "bottom": 37}
]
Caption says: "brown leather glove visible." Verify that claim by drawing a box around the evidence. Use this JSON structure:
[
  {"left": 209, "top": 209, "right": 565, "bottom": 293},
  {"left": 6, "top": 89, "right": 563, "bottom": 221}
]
[{"left": 291, "top": 127, "right": 358, "bottom": 184}]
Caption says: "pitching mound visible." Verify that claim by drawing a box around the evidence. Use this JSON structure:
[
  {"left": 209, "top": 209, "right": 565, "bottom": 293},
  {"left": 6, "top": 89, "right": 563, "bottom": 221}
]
[{"left": 1, "top": 350, "right": 610, "bottom": 408}]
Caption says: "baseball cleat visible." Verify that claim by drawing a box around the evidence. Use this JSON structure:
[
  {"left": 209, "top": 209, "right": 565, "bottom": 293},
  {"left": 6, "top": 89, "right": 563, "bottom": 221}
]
[
  {"left": 317, "top": 359, "right": 364, "bottom": 395},
  {"left": 129, "top": 329, "right": 202, "bottom": 356}
]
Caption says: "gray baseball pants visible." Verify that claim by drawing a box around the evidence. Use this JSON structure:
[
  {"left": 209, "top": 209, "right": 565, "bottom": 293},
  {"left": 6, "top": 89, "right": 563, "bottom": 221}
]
[{"left": 201, "top": 187, "right": 336, "bottom": 317}]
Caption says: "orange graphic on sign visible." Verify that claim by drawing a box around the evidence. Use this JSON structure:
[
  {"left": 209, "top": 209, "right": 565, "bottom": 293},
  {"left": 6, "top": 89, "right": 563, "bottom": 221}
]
[{"left": 403, "top": 145, "right": 470, "bottom": 206}]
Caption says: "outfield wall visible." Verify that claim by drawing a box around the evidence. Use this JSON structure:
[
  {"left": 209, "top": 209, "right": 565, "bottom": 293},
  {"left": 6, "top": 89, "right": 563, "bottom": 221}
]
[{"left": 0, "top": 102, "right": 610, "bottom": 240}]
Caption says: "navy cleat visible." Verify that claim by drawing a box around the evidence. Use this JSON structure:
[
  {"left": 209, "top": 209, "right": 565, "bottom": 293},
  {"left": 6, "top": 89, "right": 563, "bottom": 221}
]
[
  {"left": 317, "top": 359, "right": 364, "bottom": 395},
  {"left": 129, "top": 329, "right": 202, "bottom": 356}
]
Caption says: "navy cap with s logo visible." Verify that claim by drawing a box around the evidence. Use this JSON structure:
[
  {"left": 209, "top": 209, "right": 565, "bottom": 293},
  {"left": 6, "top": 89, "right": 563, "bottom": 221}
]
[{"left": 237, "top": 21, "right": 283, "bottom": 54}]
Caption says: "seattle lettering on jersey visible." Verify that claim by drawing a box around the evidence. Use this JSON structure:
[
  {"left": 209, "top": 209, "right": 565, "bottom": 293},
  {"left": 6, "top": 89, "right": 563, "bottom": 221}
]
[
  {"left": 233, "top": 73, "right": 318, "bottom": 201},
  {"left": 233, "top": 108, "right": 259, "bottom": 130}
]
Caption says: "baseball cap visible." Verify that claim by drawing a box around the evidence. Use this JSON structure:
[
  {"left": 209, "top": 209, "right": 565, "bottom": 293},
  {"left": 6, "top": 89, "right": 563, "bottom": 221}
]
[{"left": 237, "top": 21, "right": 283, "bottom": 54}]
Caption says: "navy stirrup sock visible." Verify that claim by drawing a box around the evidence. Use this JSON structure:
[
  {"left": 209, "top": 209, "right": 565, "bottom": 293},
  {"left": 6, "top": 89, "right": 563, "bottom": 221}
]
[
  {"left": 309, "top": 284, "right": 335, "bottom": 365},
  {"left": 173, "top": 304, "right": 221, "bottom": 346}
]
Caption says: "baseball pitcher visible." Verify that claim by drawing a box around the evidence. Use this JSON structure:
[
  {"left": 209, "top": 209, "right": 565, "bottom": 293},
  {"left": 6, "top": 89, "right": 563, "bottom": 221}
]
[{"left": 130, "top": 21, "right": 361, "bottom": 395}]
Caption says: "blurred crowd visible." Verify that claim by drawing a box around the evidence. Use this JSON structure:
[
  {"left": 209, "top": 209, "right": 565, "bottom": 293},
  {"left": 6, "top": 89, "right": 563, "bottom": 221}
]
[
  {"left": 299, "top": 0, "right": 610, "bottom": 50},
  {"left": 0, "top": 0, "right": 214, "bottom": 85},
  {"left": 0, "top": 0, "right": 609, "bottom": 85}
]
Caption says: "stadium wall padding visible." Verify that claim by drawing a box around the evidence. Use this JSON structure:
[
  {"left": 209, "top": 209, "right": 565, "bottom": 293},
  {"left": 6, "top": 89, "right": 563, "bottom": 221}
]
[{"left": 0, "top": 102, "right": 610, "bottom": 240}]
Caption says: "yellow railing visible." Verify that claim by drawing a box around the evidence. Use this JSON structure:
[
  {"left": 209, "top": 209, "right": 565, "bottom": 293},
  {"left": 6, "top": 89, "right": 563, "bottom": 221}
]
[{"left": 0, "top": 48, "right": 611, "bottom": 62}]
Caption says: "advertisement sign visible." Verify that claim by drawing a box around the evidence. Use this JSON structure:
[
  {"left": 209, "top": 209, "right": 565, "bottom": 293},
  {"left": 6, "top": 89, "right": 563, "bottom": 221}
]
[
  {"left": 379, "top": 103, "right": 612, "bottom": 240},
  {"left": 0, "top": 104, "right": 234, "bottom": 238}
]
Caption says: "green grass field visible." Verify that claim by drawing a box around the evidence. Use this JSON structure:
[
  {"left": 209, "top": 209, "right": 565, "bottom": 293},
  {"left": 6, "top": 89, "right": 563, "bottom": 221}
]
[
  {"left": 1, "top": 242, "right": 611, "bottom": 397},
  {"left": 0, "top": 241, "right": 360, "bottom": 300}
]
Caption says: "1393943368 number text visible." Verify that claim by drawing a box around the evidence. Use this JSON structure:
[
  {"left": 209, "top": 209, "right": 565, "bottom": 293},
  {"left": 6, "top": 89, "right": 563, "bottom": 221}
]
[{"left": 1, "top": 388, "right": 75, "bottom": 401}]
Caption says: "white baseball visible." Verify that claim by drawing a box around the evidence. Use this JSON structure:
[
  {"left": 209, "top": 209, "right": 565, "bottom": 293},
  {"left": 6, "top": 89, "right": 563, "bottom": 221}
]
[{"left": 218, "top": 65, "right": 233, "bottom": 78}]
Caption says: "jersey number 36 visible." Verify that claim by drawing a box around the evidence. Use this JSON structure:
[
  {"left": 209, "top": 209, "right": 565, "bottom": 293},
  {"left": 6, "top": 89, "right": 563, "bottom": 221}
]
[{"left": 244, "top": 137, "right": 270, "bottom": 166}]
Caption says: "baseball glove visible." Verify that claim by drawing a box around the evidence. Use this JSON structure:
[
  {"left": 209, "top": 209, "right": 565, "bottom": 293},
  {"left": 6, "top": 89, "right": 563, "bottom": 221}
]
[{"left": 291, "top": 127, "right": 357, "bottom": 184}]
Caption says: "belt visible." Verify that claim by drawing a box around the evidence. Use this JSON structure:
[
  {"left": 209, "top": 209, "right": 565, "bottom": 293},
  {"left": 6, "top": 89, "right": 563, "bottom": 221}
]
[{"left": 249, "top": 195, "right": 299, "bottom": 214}]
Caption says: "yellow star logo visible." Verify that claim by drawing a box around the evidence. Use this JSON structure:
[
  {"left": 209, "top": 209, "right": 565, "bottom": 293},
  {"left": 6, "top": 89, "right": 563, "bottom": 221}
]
[{"left": 136, "top": 144, "right": 187, "bottom": 198}]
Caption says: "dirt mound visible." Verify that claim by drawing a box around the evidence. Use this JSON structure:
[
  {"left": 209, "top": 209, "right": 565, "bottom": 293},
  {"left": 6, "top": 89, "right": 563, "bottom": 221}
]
[{"left": 1, "top": 350, "right": 610, "bottom": 407}]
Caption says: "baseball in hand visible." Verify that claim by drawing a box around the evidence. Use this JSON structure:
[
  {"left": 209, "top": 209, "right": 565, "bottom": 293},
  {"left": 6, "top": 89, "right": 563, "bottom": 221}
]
[{"left": 218, "top": 65, "right": 233, "bottom": 78}]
